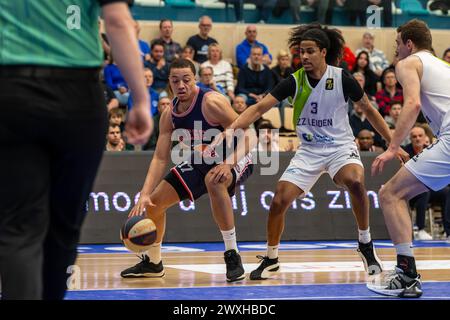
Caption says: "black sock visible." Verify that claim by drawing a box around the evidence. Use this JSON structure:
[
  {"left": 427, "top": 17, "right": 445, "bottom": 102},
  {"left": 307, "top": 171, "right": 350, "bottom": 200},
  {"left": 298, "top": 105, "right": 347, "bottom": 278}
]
[{"left": 397, "top": 254, "right": 418, "bottom": 278}]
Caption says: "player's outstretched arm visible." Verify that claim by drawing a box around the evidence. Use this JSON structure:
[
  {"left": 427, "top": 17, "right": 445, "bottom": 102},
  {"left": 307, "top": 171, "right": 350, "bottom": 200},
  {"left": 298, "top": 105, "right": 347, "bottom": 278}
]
[
  {"left": 355, "top": 93, "right": 393, "bottom": 145},
  {"left": 102, "top": 2, "right": 153, "bottom": 144},
  {"left": 387, "top": 57, "right": 422, "bottom": 152},
  {"left": 139, "top": 108, "right": 174, "bottom": 197},
  {"left": 229, "top": 94, "right": 279, "bottom": 130},
  {"left": 205, "top": 93, "right": 258, "bottom": 167}
]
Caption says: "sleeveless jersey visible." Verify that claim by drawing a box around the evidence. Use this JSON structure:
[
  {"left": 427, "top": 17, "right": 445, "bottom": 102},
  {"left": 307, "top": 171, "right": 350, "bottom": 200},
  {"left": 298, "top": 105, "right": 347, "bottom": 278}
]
[
  {"left": 172, "top": 86, "right": 224, "bottom": 148},
  {"left": 291, "top": 66, "right": 354, "bottom": 146},
  {"left": 412, "top": 51, "right": 450, "bottom": 137}
]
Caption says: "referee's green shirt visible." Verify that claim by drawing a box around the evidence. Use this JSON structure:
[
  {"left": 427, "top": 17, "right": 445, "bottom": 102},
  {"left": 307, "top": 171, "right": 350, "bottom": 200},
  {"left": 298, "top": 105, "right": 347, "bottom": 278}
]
[{"left": 0, "top": 0, "right": 130, "bottom": 67}]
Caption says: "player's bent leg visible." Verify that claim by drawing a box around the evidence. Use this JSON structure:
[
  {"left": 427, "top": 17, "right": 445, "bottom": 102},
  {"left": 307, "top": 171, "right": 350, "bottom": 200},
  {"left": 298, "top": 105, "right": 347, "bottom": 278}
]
[
  {"left": 368, "top": 167, "right": 429, "bottom": 298},
  {"left": 250, "top": 181, "right": 303, "bottom": 280},
  {"left": 204, "top": 169, "right": 245, "bottom": 282},
  {"left": 121, "top": 181, "right": 180, "bottom": 279},
  {"left": 334, "top": 163, "right": 382, "bottom": 275},
  {"left": 379, "top": 167, "right": 429, "bottom": 245}
]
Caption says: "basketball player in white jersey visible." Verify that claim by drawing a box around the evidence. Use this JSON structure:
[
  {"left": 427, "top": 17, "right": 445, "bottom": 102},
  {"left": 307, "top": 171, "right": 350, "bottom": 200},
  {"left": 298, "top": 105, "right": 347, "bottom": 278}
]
[
  {"left": 213, "top": 24, "right": 408, "bottom": 280},
  {"left": 368, "top": 19, "right": 450, "bottom": 298}
]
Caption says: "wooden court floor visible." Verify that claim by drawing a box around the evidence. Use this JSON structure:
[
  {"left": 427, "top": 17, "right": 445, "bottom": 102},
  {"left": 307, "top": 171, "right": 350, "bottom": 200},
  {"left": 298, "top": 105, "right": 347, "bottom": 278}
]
[{"left": 73, "top": 246, "right": 450, "bottom": 291}]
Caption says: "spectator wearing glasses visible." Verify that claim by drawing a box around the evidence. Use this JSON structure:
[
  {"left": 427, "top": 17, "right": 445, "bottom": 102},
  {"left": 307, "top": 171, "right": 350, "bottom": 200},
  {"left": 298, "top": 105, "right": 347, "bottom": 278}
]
[{"left": 186, "top": 16, "right": 218, "bottom": 64}]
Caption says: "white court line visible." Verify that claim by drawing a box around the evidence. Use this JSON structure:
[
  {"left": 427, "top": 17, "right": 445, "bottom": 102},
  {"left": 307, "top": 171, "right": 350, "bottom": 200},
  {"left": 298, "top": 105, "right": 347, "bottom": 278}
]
[{"left": 166, "top": 260, "right": 450, "bottom": 274}]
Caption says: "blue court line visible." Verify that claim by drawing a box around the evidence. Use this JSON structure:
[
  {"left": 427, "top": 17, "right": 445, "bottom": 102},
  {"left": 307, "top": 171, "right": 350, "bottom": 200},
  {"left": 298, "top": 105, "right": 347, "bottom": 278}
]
[
  {"left": 65, "top": 282, "right": 450, "bottom": 300},
  {"left": 78, "top": 240, "right": 450, "bottom": 254}
]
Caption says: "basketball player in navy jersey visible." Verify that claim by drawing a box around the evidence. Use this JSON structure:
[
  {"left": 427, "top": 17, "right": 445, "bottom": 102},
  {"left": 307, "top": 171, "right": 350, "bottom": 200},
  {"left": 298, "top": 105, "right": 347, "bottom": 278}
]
[{"left": 120, "top": 59, "right": 256, "bottom": 282}]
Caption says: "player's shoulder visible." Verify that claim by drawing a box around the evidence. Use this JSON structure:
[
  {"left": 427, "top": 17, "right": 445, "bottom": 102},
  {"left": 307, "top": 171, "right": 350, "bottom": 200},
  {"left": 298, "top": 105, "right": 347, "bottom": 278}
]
[
  {"left": 204, "top": 90, "right": 229, "bottom": 106},
  {"left": 396, "top": 55, "right": 422, "bottom": 70}
]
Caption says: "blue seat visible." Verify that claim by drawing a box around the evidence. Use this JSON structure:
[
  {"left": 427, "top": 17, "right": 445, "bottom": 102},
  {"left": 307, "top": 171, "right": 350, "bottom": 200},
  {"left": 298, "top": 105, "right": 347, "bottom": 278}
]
[
  {"left": 165, "top": 0, "right": 196, "bottom": 8},
  {"left": 399, "top": 0, "right": 429, "bottom": 15}
]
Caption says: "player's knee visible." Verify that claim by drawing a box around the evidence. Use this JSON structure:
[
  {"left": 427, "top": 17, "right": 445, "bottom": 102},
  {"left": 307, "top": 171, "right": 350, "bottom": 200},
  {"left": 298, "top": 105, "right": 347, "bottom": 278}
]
[
  {"left": 379, "top": 183, "right": 395, "bottom": 205},
  {"left": 270, "top": 194, "right": 291, "bottom": 214},
  {"left": 344, "top": 178, "right": 366, "bottom": 196}
]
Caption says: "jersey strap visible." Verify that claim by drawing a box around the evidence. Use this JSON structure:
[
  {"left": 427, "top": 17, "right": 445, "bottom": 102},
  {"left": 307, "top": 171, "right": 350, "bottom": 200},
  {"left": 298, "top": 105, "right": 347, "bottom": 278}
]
[{"left": 291, "top": 68, "right": 312, "bottom": 128}]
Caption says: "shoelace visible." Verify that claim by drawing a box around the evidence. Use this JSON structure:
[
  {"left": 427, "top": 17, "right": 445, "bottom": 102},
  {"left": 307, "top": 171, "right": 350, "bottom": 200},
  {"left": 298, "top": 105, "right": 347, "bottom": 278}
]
[
  {"left": 225, "top": 252, "right": 240, "bottom": 268},
  {"left": 255, "top": 255, "right": 272, "bottom": 269}
]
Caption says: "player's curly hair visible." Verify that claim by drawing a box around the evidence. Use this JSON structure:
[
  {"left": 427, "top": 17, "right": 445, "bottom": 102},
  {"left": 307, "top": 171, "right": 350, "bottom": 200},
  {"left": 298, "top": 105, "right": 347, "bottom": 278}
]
[{"left": 288, "top": 23, "right": 345, "bottom": 66}]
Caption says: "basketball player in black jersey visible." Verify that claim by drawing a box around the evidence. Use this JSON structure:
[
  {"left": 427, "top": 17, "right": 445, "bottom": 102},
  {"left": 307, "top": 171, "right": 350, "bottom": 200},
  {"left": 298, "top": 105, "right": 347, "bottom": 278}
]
[{"left": 120, "top": 59, "right": 256, "bottom": 282}]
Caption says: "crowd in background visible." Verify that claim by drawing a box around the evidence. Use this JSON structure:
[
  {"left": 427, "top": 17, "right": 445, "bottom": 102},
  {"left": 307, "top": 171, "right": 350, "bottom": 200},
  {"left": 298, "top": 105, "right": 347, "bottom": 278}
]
[{"left": 99, "top": 16, "right": 450, "bottom": 240}]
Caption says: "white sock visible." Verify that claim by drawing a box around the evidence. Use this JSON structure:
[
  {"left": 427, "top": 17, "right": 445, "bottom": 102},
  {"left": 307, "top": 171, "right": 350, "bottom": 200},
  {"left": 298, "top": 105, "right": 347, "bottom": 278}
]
[
  {"left": 358, "top": 228, "right": 371, "bottom": 244},
  {"left": 147, "top": 242, "right": 162, "bottom": 264},
  {"left": 395, "top": 243, "right": 414, "bottom": 257},
  {"left": 267, "top": 244, "right": 279, "bottom": 259},
  {"left": 221, "top": 227, "right": 238, "bottom": 252}
]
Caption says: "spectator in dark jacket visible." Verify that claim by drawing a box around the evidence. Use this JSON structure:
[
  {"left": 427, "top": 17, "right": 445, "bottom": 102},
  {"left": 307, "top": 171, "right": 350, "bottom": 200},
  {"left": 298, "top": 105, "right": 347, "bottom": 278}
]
[
  {"left": 236, "top": 45, "right": 274, "bottom": 106},
  {"left": 144, "top": 40, "right": 170, "bottom": 93}
]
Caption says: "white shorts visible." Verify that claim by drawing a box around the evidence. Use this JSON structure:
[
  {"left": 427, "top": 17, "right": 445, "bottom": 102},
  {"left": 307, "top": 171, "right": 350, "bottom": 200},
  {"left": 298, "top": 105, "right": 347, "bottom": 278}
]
[
  {"left": 279, "top": 143, "right": 363, "bottom": 195},
  {"left": 405, "top": 135, "right": 450, "bottom": 191}
]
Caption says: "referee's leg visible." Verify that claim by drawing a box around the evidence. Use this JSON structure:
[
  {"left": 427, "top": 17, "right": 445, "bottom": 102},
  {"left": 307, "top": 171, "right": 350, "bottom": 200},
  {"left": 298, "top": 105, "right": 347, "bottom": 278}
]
[
  {"left": 42, "top": 79, "right": 107, "bottom": 300},
  {"left": 0, "top": 142, "right": 50, "bottom": 300}
]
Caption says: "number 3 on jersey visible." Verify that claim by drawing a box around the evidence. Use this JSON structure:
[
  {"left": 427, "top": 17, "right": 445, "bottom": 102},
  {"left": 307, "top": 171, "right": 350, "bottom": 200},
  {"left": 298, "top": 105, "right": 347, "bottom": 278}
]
[{"left": 311, "top": 102, "right": 318, "bottom": 114}]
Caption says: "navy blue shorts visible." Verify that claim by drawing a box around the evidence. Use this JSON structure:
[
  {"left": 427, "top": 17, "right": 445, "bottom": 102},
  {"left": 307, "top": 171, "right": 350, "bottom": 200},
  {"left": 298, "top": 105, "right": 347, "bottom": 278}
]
[{"left": 164, "top": 156, "right": 253, "bottom": 201}]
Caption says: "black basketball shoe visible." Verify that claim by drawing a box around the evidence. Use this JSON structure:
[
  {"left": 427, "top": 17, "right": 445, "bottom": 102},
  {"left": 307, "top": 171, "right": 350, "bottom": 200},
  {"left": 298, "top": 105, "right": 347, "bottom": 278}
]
[
  {"left": 120, "top": 254, "right": 165, "bottom": 278},
  {"left": 357, "top": 241, "right": 383, "bottom": 275},
  {"left": 249, "top": 255, "right": 280, "bottom": 280},
  {"left": 224, "top": 249, "right": 245, "bottom": 282},
  {"left": 367, "top": 267, "right": 423, "bottom": 298}
]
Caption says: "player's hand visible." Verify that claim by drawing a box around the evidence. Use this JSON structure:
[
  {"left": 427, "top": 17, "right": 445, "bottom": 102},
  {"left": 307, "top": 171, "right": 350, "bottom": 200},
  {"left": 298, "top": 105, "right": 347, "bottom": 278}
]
[
  {"left": 128, "top": 193, "right": 155, "bottom": 217},
  {"left": 396, "top": 147, "right": 410, "bottom": 164},
  {"left": 210, "top": 163, "right": 233, "bottom": 184},
  {"left": 124, "top": 104, "right": 153, "bottom": 145},
  {"left": 371, "top": 148, "right": 396, "bottom": 176},
  {"left": 210, "top": 128, "right": 235, "bottom": 150}
]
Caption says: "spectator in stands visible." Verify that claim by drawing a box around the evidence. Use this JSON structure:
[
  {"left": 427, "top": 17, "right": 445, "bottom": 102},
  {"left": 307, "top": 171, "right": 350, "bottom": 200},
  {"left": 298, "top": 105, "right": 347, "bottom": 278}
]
[
  {"left": 201, "top": 43, "right": 235, "bottom": 101},
  {"left": 134, "top": 20, "right": 151, "bottom": 63},
  {"left": 145, "top": 41, "right": 170, "bottom": 93},
  {"left": 307, "top": 0, "right": 334, "bottom": 25},
  {"left": 235, "top": 45, "right": 274, "bottom": 106},
  {"left": 443, "top": 48, "right": 450, "bottom": 63},
  {"left": 151, "top": 19, "right": 182, "bottom": 64},
  {"left": 181, "top": 45, "right": 200, "bottom": 77},
  {"left": 349, "top": 90, "right": 384, "bottom": 149},
  {"left": 290, "top": 44, "right": 302, "bottom": 71},
  {"left": 344, "top": 0, "right": 366, "bottom": 26},
  {"left": 221, "top": 0, "right": 244, "bottom": 23},
  {"left": 352, "top": 51, "right": 379, "bottom": 98},
  {"left": 233, "top": 95, "right": 248, "bottom": 114},
  {"left": 257, "top": 120, "right": 280, "bottom": 152},
  {"left": 236, "top": 25, "right": 272, "bottom": 69},
  {"left": 143, "top": 97, "right": 172, "bottom": 151},
  {"left": 186, "top": 16, "right": 218, "bottom": 64},
  {"left": 109, "top": 107, "right": 125, "bottom": 133},
  {"left": 105, "top": 124, "right": 134, "bottom": 152},
  {"left": 273, "top": 0, "right": 301, "bottom": 23},
  {"left": 271, "top": 50, "right": 294, "bottom": 86},
  {"left": 375, "top": 68, "right": 403, "bottom": 117},
  {"left": 336, "top": 29, "right": 356, "bottom": 72},
  {"left": 255, "top": 0, "right": 277, "bottom": 23},
  {"left": 102, "top": 81, "right": 120, "bottom": 112},
  {"left": 197, "top": 66, "right": 226, "bottom": 95},
  {"left": 356, "top": 129, "right": 384, "bottom": 152},
  {"left": 103, "top": 53, "right": 129, "bottom": 106},
  {"left": 128, "top": 68, "right": 160, "bottom": 117},
  {"left": 356, "top": 32, "right": 390, "bottom": 77}
]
